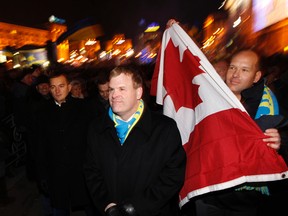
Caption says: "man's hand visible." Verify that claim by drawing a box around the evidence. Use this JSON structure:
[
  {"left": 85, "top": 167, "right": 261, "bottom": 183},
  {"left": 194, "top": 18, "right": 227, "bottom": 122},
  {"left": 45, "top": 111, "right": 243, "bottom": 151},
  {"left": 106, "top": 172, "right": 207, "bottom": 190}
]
[
  {"left": 105, "top": 205, "right": 122, "bottom": 216},
  {"left": 105, "top": 203, "right": 138, "bottom": 216},
  {"left": 263, "top": 128, "right": 281, "bottom": 151},
  {"left": 166, "top": 19, "right": 179, "bottom": 28}
]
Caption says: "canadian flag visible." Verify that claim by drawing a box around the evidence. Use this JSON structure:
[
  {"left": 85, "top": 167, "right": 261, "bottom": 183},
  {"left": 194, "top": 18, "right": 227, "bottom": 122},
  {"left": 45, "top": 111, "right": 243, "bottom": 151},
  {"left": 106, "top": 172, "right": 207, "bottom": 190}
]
[{"left": 150, "top": 23, "right": 288, "bottom": 207}]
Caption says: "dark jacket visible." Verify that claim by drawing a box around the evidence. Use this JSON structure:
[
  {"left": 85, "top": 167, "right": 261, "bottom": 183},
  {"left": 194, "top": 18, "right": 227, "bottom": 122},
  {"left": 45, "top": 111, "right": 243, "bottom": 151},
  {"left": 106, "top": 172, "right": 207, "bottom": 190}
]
[
  {"left": 241, "top": 79, "right": 264, "bottom": 119},
  {"left": 86, "top": 94, "right": 109, "bottom": 120},
  {"left": 84, "top": 106, "right": 186, "bottom": 216},
  {"left": 242, "top": 79, "right": 288, "bottom": 164},
  {"left": 36, "top": 95, "right": 92, "bottom": 208}
]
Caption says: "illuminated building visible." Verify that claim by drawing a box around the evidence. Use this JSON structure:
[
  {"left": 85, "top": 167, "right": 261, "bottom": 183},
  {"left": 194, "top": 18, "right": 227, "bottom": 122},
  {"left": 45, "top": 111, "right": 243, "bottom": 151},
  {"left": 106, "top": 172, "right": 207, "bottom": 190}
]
[
  {"left": 0, "top": 21, "right": 66, "bottom": 67},
  {"left": 56, "top": 19, "right": 104, "bottom": 65},
  {"left": 0, "top": 17, "right": 104, "bottom": 67},
  {"left": 0, "top": 22, "right": 66, "bottom": 50}
]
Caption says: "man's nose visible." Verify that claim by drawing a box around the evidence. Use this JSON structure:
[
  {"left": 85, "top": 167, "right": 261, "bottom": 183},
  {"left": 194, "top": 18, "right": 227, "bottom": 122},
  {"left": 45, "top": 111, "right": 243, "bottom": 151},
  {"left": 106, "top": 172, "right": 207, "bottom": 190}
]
[{"left": 232, "top": 68, "right": 240, "bottom": 77}]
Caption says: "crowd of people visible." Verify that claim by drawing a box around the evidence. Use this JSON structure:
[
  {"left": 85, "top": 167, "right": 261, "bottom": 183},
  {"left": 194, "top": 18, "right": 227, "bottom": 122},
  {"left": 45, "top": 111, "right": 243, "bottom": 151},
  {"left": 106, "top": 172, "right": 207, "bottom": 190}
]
[{"left": 1, "top": 22, "right": 288, "bottom": 216}]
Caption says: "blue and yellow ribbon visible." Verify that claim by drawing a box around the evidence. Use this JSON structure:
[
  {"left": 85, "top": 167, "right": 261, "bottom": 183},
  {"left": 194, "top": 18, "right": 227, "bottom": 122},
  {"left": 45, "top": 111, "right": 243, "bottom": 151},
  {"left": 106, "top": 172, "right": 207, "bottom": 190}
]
[{"left": 255, "top": 85, "right": 279, "bottom": 119}]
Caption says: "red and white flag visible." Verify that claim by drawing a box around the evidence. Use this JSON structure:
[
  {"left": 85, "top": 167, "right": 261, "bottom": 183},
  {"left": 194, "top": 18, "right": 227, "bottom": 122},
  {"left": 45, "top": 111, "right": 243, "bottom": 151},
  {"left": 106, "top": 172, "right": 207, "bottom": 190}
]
[{"left": 150, "top": 23, "right": 288, "bottom": 207}]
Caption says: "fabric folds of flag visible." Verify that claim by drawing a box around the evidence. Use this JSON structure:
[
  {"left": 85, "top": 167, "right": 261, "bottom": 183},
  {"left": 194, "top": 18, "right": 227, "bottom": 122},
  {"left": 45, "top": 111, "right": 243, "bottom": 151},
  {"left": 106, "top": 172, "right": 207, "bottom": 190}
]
[{"left": 150, "top": 23, "right": 288, "bottom": 207}]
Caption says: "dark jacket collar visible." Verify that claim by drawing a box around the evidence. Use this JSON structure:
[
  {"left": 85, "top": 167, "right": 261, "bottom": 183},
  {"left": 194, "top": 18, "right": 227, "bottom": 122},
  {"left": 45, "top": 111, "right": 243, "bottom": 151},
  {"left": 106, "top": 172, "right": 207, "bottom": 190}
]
[{"left": 241, "top": 78, "right": 264, "bottom": 118}]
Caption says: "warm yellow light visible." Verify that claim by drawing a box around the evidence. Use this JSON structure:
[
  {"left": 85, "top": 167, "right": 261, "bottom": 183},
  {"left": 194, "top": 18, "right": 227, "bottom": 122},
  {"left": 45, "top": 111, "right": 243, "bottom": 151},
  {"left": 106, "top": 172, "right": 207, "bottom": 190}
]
[
  {"left": 85, "top": 39, "right": 97, "bottom": 45},
  {"left": 10, "top": 30, "right": 17, "bottom": 34},
  {"left": 99, "top": 51, "right": 107, "bottom": 59},
  {"left": 135, "top": 52, "right": 142, "bottom": 58},
  {"left": 204, "top": 17, "right": 214, "bottom": 28},
  {"left": 112, "top": 49, "right": 121, "bottom": 56},
  {"left": 125, "top": 49, "right": 134, "bottom": 57}
]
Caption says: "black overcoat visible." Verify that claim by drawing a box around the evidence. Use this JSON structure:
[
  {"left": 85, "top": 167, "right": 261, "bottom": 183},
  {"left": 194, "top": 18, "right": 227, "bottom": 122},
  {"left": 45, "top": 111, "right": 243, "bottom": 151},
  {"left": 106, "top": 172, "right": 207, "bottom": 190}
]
[
  {"left": 36, "top": 95, "right": 91, "bottom": 208},
  {"left": 84, "top": 106, "right": 186, "bottom": 216}
]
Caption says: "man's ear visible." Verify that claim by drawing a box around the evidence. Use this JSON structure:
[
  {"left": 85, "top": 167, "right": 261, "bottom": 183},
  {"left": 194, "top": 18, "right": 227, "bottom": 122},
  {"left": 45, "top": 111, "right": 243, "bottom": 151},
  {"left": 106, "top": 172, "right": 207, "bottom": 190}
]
[
  {"left": 136, "top": 87, "right": 143, "bottom": 99},
  {"left": 254, "top": 71, "right": 262, "bottom": 83}
]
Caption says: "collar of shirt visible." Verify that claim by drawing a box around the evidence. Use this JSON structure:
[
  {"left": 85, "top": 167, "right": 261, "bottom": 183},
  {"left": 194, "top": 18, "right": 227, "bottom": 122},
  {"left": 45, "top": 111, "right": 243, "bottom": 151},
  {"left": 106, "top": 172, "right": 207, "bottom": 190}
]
[{"left": 54, "top": 100, "right": 66, "bottom": 107}]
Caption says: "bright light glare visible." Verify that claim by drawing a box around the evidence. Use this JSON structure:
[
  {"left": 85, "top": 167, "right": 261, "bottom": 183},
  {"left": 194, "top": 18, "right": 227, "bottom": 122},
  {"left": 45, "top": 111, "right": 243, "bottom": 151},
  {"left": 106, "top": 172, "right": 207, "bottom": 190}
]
[{"left": 233, "top": 16, "right": 241, "bottom": 28}]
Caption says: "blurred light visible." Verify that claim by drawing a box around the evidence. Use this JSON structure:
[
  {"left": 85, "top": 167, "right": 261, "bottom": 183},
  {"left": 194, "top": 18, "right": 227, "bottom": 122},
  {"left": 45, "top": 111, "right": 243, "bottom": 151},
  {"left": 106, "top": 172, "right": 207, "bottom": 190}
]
[
  {"left": 213, "top": 28, "right": 224, "bottom": 35},
  {"left": 80, "top": 57, "right": 88, "bottom": 63},
  {"left": 138, "top": 18, "right": 146, "bottom": 26},
  {"left": 85, "top": 39, "right": 97, "bottom": 45},
  {"left": 49, "top": 15, "right": 66, "bottom": 24},
  {"left": 10, "top": 30, "right": 17, "bottom": 34},
  {"left": 42, "top": 61, "right": 50, "bottom": 67},
  {"left": 148, "top": 53, "right": 157, "bottom": 58},
  {"left": 204, "top": 16, "right": 214, "bottom": 28},
  {"left": 218, "top": 0, "right": 227, "bottom": 9},
  {"left": 233, "top": 16, "right": 241, "bottom": 28},
  {"left": 13, "top": 64, "right": 21, "bottom": 68},
  {"left": 225, "top": 39, "right": 233, "bottom": 48},
  {"left": 99, "top": 51, "right": 107, "bottom": 59},
  {"left": 116, "top": 39, "right": 125, "bottom": 45},
  {"left": 125, "top": 49, "right": 134, "bottom": 57},
  {"left": 112, "top": 49, "right": 121, "bottom": 56},
  {"left": 76, "top": 55, "right": 83, "bottom": 61},
  {"left": 135, "top": 52, "right": 142, "bottom": 58},
  {"left": 0, "top": 51, "right": 7, "bottom": 63}
]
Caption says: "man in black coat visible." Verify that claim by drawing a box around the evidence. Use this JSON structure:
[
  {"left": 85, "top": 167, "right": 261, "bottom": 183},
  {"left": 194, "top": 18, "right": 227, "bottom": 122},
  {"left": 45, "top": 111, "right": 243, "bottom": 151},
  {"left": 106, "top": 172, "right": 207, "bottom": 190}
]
[
  {"left": 84, "top": 65, "right": 186, "bottom": 216},
  {"left": 35, "top": 71, "right": 95, "bottom": 216}
]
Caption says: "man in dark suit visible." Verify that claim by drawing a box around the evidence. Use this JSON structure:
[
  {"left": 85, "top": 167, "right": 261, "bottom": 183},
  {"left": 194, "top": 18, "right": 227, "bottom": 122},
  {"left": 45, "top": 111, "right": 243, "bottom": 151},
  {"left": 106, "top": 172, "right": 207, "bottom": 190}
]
[{"left": 35, "top": 71, "right": 96, "bottom": 216}]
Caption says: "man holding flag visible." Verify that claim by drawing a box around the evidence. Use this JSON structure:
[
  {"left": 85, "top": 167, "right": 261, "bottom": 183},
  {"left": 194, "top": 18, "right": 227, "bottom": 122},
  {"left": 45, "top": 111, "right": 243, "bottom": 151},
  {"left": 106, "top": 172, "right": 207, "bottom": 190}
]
[{"left": 151, "top": 20, "right": 288, "bottom": 216}]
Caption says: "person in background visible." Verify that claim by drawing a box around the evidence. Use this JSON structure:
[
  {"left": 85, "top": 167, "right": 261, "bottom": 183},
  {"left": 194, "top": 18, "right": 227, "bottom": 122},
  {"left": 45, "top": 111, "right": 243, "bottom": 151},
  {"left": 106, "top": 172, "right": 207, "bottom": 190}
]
[
  {"left": 0, "top": 63, "right": 13, "bottom": 207},
  {"left": 96, "top": 71, "right": 110, "bottom": 107},
  {"left": 87, "top": 69, "right": 110, "bottom": 120},
  {"left": 212, "top": 59, "right": 229, "bottom": 82},
  {"left": 84, "top": 65, "right": 186, "bottom": 216},
  {"left": 35, "top": 75, "right": 51, "bottom": 100},
  {"left": 95, "top": 71, "right": 110, "bottom": 108},
  {"left": 26, "top": 74, "right": 53, "bottom": 215},
  {"left": 35, "top": 71, "right": 97, "bottom": 216},
  {"left": 25, "top": 74, "right": 52, "bottom": 181},
  {"left": 70, "top": 79, "right": 85, "bottom": 99}
]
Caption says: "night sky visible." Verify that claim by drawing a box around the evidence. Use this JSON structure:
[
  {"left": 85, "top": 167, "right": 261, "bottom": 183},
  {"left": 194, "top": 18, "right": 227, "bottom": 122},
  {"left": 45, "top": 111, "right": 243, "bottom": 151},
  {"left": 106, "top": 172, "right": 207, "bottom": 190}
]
[{"left": 1, "top": 0, "right": 223, "bottom": 40}]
